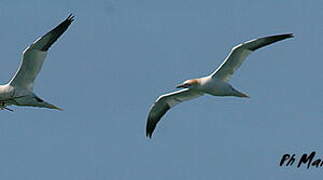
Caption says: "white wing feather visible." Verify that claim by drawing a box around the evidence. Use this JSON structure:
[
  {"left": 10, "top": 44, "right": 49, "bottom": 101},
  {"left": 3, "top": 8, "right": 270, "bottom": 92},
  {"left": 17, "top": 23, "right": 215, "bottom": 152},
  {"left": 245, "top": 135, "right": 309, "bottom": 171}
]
[
  {"left": 146, "top": 89, "right": 203, "bottom": 138},
  {"left": 9, "top": 48, "right": 47, "bottom": 90},
  {"left": 8, "top": 15, "right": 74, "bottom": 90},
  {"left": 211, "top": 33, "right": 293, "bottom": 82}
]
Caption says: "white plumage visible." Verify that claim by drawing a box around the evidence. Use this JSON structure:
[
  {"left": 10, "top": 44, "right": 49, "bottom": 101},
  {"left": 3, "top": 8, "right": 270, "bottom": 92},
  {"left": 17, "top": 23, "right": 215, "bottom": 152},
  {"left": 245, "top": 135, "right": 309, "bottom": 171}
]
[
  {"left": 0, "top": 14, "right": 74, "bottom": 111},
  {"left": 146, "top": 33, "right": 294, "bottom": 138}
]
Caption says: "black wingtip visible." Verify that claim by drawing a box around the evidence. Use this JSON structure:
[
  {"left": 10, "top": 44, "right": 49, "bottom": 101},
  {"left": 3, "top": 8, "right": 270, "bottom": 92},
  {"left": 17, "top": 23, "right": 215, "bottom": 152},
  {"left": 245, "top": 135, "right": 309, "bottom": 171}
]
[
  {"left": 283, "top": 33, "right": 294, "bottom": 38},
  {"left": 146, "top": 128, "right": 152, "bottom": 138},
  {"left": 247, "top": 33, "right": 294, "bottom": 51},
  {"left": 266, "top": 33, "right": 295, "bottom": 41},
  {"left": 39, "top": 14, "right": 75, "bottom": 51},
  {"left": 145, "top": 102, "right": 171, "bottom": 139},
  {"left": 66, "top": 13, "right": 75, "bottom": 22},
  {"left": 146, "top": 119, "right": 154, "bottom": 139},
  {"left": 146, "top": 133, "right": 152, "bottom": 139}
]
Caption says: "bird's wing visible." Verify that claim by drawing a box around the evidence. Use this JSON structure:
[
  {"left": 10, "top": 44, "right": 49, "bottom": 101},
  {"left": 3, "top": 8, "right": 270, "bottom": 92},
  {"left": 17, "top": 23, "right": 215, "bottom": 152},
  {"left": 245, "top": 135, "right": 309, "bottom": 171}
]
[
  {"left": 146, "top": 89, "right": 203, "bottom": 138},
  {"left": 9, "top": 14, "right": 74, "bottom": 90},
  {"left": 211, "top": 33, "right": 293, "bottom": 82}
]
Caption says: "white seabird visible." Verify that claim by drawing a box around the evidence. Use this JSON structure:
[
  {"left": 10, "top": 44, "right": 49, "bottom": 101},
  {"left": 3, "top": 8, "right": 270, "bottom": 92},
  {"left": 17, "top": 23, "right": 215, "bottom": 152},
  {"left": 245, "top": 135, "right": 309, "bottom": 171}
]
[
  {"left": 0, "top": 14, "right": 74, "bottom": 111},
  {"left": 146, "top": 33, "right": 294, "bottom": 138}
]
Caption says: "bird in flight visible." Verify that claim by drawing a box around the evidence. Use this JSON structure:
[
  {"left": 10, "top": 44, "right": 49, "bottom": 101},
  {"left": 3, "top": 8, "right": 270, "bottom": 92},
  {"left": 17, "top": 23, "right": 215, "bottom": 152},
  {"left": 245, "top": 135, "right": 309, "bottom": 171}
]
[
  {"left": 146, "top": 33, "right": 294, "bottom": 138},
  {"left": 0, "top": 14, "right": 74, "bottom": 111}
]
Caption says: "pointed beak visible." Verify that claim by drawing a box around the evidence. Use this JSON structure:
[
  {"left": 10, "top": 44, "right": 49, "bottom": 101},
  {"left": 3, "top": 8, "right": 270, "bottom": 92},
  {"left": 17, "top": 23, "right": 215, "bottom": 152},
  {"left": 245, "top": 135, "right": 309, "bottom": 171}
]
[
  {"left": 242, "top": 94, "right": 250, "bottom": 98},
  {"left": 239, "top": 92, "right": 250, "bottom": 98},
  {"left": 176, "top": 84, "right": 185, "bottom": 88},
  {"left": 55, "top": 107, "right": 64, "bottom": 111}
]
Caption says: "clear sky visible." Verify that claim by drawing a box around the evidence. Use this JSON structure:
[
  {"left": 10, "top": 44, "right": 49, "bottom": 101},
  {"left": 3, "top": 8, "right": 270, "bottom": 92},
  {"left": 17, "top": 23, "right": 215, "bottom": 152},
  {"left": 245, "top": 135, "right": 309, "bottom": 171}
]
[{"left": 0, "top": 0, "right": 322, "bottom": 179}]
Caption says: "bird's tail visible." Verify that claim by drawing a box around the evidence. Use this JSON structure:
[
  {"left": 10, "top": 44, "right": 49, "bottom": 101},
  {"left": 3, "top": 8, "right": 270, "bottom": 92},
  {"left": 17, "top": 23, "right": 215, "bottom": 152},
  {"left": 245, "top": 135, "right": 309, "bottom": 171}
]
[
  {"left": 41, "top": 100, "right": 64, "bottom": 111},
  {"left": 232, "top": 88, "right": 249, "bottom": 98},
  {"left": 14, "top": 94, "right": 63, "bottom": 110}
]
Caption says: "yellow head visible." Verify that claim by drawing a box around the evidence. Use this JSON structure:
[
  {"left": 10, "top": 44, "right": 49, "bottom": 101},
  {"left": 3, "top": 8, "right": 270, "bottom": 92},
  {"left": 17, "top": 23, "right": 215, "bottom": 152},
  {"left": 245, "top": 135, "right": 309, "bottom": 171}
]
[{"left": 176, "top": 79, "right": 200, "bottom": 89}]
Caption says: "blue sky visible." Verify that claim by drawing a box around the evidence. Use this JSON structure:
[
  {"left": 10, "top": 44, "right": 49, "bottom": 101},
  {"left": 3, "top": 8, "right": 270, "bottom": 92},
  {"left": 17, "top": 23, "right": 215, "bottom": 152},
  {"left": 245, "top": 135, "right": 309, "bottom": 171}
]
[{"left": 0, "top": 0, "right": 322, "bottom": 179}]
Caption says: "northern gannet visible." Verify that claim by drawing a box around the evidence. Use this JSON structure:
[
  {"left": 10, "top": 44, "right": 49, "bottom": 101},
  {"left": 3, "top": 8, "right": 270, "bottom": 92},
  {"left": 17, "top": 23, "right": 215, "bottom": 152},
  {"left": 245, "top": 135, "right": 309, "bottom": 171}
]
[
  {"left": 0, "top": 14, "right": 74, "bottom": 111},
  {"left": 146, "top": 33, "right": 294, "bottom": 138}
]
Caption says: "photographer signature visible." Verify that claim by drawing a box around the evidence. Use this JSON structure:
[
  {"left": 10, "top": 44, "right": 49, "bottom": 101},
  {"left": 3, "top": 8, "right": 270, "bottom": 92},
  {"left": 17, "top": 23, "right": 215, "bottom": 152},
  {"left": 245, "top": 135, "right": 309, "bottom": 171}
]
[{"left": 280, "top": 151, "right": 323, "bottom": 169}]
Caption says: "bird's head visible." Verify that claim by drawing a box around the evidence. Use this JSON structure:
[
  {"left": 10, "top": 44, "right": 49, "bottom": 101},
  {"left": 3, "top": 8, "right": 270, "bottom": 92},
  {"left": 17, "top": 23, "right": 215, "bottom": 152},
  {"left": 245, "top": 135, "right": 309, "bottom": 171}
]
[{"left": 176, "top": 79, "right": 200, "bottom": 89}]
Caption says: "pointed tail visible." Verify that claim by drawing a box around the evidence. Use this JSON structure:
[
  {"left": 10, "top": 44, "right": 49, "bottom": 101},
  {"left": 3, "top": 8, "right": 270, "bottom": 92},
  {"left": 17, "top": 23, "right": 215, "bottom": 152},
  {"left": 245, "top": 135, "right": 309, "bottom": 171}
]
[
  {"left": 43, "top": 101, "right": 64, "bottom": 111},
  {"left": 17, "top": 95, "right": 64, "bottom": 110},
  {"left": 232, "top": 88, "right": 250, "bottom": 98}
]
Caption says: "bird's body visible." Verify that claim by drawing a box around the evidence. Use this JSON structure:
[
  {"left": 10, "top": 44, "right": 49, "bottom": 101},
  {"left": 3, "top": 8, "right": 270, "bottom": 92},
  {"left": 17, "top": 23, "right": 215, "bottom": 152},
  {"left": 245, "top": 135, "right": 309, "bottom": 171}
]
[
  {"left": 193, "top": 77, "right": 245, "bottom": 97},
  {"left": 146, "top": 33, "right": 294, "bottom": 138},
  {"left": 0, "top": 14, "right": 74, "bottom": 111}
]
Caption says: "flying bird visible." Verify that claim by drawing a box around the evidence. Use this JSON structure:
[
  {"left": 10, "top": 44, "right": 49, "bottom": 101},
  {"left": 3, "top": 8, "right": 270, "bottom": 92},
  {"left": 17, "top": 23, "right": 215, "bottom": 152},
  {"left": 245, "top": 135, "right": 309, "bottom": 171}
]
[
  {"left": 146, "top": 33, "right": 294, "bottom": 138},
  {"left": 0, "top": 14, "right": 74, "bottom": 111}
]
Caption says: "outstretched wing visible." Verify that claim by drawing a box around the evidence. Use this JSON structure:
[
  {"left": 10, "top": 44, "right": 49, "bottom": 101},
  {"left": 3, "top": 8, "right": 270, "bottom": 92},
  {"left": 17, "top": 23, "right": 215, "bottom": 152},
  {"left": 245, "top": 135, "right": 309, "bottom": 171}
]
[
  {"left": 211, "top": 33, "right": 293, "bottom": 82},
  {"left": 9, "top": 14, "right": 74, "bottom": 90},
  {"left": 146, "top": 89, "right": 203, "bottom": 138}
]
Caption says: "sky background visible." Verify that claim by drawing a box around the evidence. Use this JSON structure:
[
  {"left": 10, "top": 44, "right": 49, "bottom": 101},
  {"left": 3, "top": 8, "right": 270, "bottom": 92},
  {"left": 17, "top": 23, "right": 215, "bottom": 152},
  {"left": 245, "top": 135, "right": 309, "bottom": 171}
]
[{"left": 0, "top": 0, "right": 322, "bottom": 179}]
